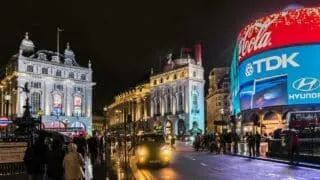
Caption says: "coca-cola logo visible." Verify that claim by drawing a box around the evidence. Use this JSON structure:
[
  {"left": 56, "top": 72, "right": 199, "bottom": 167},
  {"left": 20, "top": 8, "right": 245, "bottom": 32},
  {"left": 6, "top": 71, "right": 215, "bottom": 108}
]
[{"left": 239, "top": 16, "right": 279, "bottom": 61}]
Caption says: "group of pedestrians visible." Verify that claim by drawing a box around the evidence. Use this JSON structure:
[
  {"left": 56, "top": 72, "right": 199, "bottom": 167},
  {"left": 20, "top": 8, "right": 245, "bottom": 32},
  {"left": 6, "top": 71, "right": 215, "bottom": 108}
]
[
  {"left": 246, "top": 132, "right": 261, "bottom": 157},
  {"left": 23, "top": 132, "right": 106, "bottom": 180},
  {"left": 193, "top": 132, "right": 240, "bottom": 154}
]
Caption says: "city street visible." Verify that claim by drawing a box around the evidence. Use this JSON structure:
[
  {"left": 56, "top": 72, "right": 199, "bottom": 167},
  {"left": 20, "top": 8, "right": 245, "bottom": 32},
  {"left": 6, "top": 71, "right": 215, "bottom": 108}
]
[{"left": 130, "top": 142, "right": 320, "bottom": 180}]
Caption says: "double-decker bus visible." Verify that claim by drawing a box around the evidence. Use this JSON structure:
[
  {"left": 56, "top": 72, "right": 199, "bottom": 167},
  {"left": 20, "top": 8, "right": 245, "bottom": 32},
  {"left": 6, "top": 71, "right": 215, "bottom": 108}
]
[{"left": 286, "top": 111, "right": 320, "bottom": 134}]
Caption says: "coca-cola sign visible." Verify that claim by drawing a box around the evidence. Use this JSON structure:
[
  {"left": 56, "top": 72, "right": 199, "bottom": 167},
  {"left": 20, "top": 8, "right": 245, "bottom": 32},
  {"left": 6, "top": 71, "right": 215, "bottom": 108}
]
[{"left": 238, "top": 7, "right": 320, "bottom": 63}]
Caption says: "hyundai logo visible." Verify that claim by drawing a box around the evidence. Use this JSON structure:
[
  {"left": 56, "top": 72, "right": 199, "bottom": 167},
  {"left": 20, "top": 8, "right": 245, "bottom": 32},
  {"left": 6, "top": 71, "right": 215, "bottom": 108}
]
[{"left": 292, "top": 78, "right": 320, "bottom": 92}]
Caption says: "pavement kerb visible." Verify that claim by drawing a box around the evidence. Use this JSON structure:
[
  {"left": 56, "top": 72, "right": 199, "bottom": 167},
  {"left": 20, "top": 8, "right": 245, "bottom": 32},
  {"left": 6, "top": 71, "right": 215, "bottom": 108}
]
[{"left": 230, "top": 153, "right": 320, "bottom": 170}]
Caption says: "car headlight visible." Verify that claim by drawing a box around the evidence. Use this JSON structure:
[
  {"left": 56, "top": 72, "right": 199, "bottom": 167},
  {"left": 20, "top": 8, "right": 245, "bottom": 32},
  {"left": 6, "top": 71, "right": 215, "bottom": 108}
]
[
  {"left": 161, "top": 145, "right": 172, "bottom": 156},
  {"left": 137, "top": 146, "right": 148, "bottom": 156}
]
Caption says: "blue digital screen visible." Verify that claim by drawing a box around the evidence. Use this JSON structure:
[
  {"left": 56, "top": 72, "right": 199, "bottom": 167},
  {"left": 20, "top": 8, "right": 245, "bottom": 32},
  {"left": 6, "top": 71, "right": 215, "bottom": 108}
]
[{"left": 238, "top": 44, "right": 320, "bottom": 110}]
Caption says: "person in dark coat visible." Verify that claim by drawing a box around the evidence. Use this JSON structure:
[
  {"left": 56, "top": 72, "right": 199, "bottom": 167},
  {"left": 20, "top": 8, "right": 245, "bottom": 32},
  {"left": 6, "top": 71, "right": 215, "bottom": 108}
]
[
  {"left": 88, "top": 135, "right": 99, "bottom": 165},
  {"left": 247, "top": 132, "right": 255, "bottom": 157},
  {"left": 255, "top": 132, "right": 261, "bottom": 156},
  {"left": 33, "top": 134, "right": 48, "bottom": 180},
  {"left": 74, "top": 135, "right": 87, "bottom": 158},
  {"left": 47, "top": 140, "right": 65, "bottom": 180}
]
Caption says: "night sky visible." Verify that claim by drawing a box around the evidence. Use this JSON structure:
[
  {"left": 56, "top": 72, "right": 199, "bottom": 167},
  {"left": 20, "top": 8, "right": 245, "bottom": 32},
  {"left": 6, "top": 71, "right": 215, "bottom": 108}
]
[{"left": 0, "top": 0, "right": 318, "bottom": 113}]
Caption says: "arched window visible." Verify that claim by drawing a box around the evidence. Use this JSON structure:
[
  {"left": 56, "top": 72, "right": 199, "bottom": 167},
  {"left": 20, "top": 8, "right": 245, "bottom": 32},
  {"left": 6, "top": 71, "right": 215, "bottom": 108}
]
[
  {"left": 178, "top": 92, "right": 183, "bottom": 111},
  {"left": 264, "top": 111, "right": 278, "bottom": 120},
  {"left": 56, "top": 70, "right": 62, "bottom": 77},
  {"left": 160, "top": 78, "right": 163, "bottom": 83},
  {"left": 69, "top": 72, "right": 74, "bottom": 79},
  {"left": 167, "top": 95, "right": 171, "bottom": 113},
  {"left": 31, "top": 92, "right": 41, "bottom": 114}
]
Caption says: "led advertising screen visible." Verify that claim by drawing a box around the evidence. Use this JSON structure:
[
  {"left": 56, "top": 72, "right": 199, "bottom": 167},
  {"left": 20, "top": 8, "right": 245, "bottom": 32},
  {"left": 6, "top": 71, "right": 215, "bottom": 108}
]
[
  {"left": 238, "top": 44, "right": 320, "bottom": 110},
  {"left": 238, "top": 7, "right": 320, "bottom": 63}
]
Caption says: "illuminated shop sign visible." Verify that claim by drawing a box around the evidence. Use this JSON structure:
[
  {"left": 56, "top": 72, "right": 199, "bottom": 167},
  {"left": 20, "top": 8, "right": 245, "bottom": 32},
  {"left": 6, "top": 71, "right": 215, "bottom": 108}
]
[
  {"left": 238, "top": 7, "right": 320, "bottom": 62},
  {"left": 238, "top": 44, "right": 320, "bottom": 110}
]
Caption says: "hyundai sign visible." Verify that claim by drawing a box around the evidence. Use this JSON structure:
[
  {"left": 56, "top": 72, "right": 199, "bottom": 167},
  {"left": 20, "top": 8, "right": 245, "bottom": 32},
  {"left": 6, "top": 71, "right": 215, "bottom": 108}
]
[{"left": 231, "top": 7, "right": 320, "bottom": 114}]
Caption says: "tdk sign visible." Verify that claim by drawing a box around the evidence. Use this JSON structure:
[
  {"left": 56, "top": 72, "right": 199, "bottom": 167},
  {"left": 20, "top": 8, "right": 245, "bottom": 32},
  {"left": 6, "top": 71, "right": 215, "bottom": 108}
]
[
  {"left": 245, "top": 52, "right": 300, "bottom": 77},
  {"left": 292, "top": 78, "right": 320, "bottom": 92}
]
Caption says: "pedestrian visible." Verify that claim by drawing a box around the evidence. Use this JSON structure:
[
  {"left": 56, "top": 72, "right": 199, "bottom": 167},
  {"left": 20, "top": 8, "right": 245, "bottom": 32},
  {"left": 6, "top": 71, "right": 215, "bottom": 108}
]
[
  {"left": 24, "top": 141, "right": 35, "bottom": 180},
  {"left": 63, "top": 143, "right": 85, "bottom": 180},
  {"left": 247, "top": 132, "right": 255, "bottom": 157},
  {"left": 47, "top": 140, "right": 65, "bottom": 180},
  {"left": 88, "top": 134, "right": 99, "bottom": 166},
  {"left": 32, "top": 134, "right": 48, "bottom": 180},
  {"left": 74, "top": 134, "right": 87, "bottom": 158},
  {"left": 232, "top": 132, "right": 239, "bottom": 154},
  {"left": 290, "top": 131, "right": 300, "bottom": 164},
  {"left": 220, "top": 133, "right": 226, "bottom": 154},
  {"left": 255, "top": 132, "right": 261, "bottom": 157}
]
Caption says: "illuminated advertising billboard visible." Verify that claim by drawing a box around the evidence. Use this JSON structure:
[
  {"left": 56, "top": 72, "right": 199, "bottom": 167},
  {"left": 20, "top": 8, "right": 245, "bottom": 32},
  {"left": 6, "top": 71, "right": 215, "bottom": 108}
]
[
  {"left": 231, "top": 7, "right": 320, "bottom": 114},
  {"left": 238, "top": 7, "right": 320, "bottom": 62},
  {"left": 239, "top": 44, "right": 320, "bottom": 110}
]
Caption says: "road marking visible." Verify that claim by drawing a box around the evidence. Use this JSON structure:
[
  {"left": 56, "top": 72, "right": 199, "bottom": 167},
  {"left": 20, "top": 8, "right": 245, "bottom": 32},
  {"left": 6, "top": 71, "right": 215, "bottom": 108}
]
[{"left": 200, "top": 162, "right": 208, "bottom": 167}]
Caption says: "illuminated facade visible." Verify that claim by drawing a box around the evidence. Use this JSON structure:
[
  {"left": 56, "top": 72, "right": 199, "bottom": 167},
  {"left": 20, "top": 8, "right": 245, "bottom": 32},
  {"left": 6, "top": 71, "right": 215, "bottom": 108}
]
[
  {"left": 107, "top": 83, "right": 151, "bottom": 133},
  {"left": 231, "top": 7, "right": 320, "bottom": 135},
  {"left": 206, "top": 67, "right": 230, "bottom": 133},
  {"left": 1, "top": 33, "right": 94, "bottom": 134},
  {"left": 150, "top": 44, "right": 205, "bottom": 136}
]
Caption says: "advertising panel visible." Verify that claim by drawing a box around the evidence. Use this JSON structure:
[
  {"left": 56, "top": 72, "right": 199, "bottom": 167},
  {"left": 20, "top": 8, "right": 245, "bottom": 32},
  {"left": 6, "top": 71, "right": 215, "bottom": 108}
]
[
  {"left": 74, "top": 96, "right": 82, "bottom": 116},
  {"left": 238, "top": 44, "right": 320, "bottom": 110},
  {"left": 238, "top": 7, "right": 320, "bottom": 62}
]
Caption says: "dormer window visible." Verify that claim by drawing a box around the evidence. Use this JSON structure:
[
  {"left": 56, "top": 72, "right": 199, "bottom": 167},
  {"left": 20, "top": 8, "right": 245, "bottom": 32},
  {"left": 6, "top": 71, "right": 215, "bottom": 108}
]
[
  {"left": 27, "top": 65, "right": 33, "bottom": 72},
  {"left": 56, "top": 70, "right": 62, "bottom": 77},
  {"left": 42, "top": 68, "right": 48, "bottom": 74},
  {"left": 38, "top": 53, "right": 47, "bottom": 60},
  {"left": 69, "top": 72, "right": 74, "bottom": 79},
  {"left": 81, "top": 74, "right": 86, "bottom": 81}
]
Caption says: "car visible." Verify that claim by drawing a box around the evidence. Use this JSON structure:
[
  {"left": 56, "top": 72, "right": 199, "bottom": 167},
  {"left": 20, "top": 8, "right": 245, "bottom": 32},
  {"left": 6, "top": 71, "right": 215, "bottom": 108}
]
[{"left": 135, "top": 133, "right": 173, "bottom": 167}]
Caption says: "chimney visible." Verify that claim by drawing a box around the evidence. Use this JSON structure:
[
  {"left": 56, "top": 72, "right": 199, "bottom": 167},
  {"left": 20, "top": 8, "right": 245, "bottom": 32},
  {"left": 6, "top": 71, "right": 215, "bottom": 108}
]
[{"left": 194, "top": 43, "right": 202, "bottom": 66}]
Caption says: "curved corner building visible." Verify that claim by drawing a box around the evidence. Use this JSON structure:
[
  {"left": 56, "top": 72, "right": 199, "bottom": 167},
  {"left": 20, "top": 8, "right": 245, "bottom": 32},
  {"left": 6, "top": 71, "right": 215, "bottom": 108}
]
[{"left": 231, "top": 7, "right": 320, "bottom": 135}]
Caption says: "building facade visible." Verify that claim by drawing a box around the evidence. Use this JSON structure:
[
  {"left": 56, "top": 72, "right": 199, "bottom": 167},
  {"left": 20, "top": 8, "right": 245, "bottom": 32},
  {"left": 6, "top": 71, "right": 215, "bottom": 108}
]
[
  {"left": 0, "top": 33, "right": 94, "bottom": 135},
  {"left": 206, "top": 67, "right": 230, "bottom": 133},
  {"left": 107, "top": 83, "right": 151, "bottom": 134},
  {"left": 150, "top": 44, "right": 205, "bottom": 136}
]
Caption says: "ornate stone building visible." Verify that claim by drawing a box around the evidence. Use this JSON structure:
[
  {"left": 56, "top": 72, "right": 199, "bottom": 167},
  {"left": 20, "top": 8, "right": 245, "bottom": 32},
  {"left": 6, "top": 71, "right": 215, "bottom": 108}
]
[
  {"left": 150, "top": 44, "right": 205, "bottom": 136},
  {"left": 206, "top": 67, "right": 230, "bottom": 133},
  {"left": 107, "top": 83, "right": 151, "bottom": 133},
  {"left": 0, "top": 33, "right": 94, "bottom": 135}
]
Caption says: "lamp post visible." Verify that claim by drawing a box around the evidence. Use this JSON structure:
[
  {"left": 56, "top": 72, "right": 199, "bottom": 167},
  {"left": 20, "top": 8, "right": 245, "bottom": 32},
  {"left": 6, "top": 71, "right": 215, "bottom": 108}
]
[
  {"left": 220, "top": 108, "right": 225, "bottom": 133},
  {"left": 103, "top": 106, "right": 108, "bottom": 133},
  {"left": 4, "top": 93, "right": 11, "bottom": 136},
  {"left": 37, "top": 108, "right": 44, "bottom": 130}
]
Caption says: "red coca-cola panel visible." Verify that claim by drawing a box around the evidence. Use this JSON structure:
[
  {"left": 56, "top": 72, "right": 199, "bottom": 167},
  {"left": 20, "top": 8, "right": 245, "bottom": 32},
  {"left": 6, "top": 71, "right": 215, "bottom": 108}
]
[{"left": 238, "top": 7, "right": 320, "bottom": 63}]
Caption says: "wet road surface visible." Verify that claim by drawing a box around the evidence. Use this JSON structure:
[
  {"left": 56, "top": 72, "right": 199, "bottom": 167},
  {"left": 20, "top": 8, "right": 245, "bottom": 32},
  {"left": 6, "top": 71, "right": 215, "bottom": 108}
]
[{"left": 130, "top": 142, "right": 320, "bottom": 180}]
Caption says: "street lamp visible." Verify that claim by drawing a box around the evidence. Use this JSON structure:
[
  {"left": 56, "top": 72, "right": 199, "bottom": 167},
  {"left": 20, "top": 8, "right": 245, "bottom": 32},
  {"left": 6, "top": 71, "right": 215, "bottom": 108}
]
[
  {"left": 103, "top": 106, "right": 108, "bottom": 133},
  {"left": 4, "top": 93, "right": 11, "bottom": 117},
  {"left": 37, "top": 108, "right": 44, "bottom": 130},
  {"left": 220, "top": 108, "right": 226, "bottom": 133}
]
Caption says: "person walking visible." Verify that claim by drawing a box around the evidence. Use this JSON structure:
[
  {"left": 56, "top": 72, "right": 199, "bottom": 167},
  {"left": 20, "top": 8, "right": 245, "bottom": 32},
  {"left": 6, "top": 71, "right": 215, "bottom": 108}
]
[
  {"left": 247, "top": 132, "right": 255, "bottom": 157},
  {"left": 290, "top": 131, "right": 300, "bottom": 164},
  {"left": 232, "top": 132, "right": 239, "bottom": 154},
  {"left": 47, "top": 140, "right": 65, "bottom": 180},
  {"left": 32, "top": 134, "right": 48, "bottom": 180},
  {"left": 63, "top": 143, "right": 85, "bottom": 180},
  {"left": 255, "top": 132, "right": 261, "bottom": 157}
]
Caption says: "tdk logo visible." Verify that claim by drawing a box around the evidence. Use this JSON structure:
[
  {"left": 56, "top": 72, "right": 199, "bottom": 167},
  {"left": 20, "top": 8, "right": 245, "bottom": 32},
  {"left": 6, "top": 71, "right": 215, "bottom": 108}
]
[
  {"left": 293, "top": 78, "right": 320, "bottom": 92},
  {"left": 245, "top": 52, "right": 300, "bottom": 77}
]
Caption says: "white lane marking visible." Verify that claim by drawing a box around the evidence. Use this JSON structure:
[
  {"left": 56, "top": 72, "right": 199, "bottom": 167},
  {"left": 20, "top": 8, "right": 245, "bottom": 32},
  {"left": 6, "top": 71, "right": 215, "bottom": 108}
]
[{"left": 200, "top": 162, "right": 208, "bottom": 167}]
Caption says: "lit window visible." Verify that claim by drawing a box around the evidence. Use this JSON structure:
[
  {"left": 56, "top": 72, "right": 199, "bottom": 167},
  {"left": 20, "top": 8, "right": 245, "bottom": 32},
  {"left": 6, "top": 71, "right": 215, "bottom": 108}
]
[
  {"left": 74, "top": 96, "right": 82, "bottom": 116},
  {"left": 31, "top": 92, "right": 41, "bottom": 114},
  {"left": 27, "top": 65, "right": 33, "bottom": 72},
  {"left": 69, "top": 72, "right": 74, "bottom": 79},
  {"left": 42, "top": 68, "right": 48, "bottom": 74},
  {"left": 53, "top": 94, "right": 62, "bottom": 116},
  {"left": 56, "top": 70, "right": 62, "bottom": 77}
]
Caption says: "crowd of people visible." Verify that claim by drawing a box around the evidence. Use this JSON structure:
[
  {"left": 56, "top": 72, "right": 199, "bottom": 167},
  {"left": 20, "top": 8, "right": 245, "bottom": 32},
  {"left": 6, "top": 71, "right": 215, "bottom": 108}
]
[{"left": 23, "top": 132, "right": 106, "bottom": 180}]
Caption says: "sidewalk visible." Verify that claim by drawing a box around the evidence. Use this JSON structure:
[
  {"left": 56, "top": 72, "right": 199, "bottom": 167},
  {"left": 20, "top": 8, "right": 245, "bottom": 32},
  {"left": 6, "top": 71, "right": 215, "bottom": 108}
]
[{"left": 232, "top": 142, "right": 320, "bottom": 170}]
